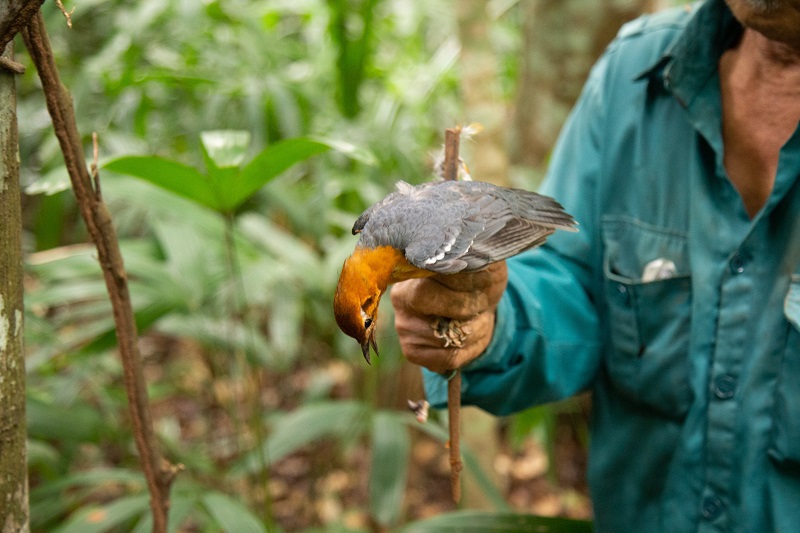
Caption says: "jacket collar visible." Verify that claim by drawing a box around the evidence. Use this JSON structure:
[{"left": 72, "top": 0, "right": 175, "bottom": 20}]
[{"left": 635, "top": 0, "right": 742, "bottom": 108}]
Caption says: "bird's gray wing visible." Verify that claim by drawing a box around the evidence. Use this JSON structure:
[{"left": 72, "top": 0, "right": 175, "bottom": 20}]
[
  {"left": 402, "top": 186, "right": 512, "bottom": 273},
  {"left": 360, "top": 180, "right": 577, "bottom": 274},
  {"left": 455, "top": 182, "right": 577, "bottom": 268}
]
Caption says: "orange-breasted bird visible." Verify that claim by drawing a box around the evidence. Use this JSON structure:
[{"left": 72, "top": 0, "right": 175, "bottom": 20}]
[{"left": 333, "top": 180, "right": 577, "bottom": 363}]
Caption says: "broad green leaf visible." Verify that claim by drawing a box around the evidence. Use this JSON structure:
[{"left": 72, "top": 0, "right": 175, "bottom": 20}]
[
  {"left": 156, "top": 315, "right": 272, "bottom": 365},
  {"left": 310, "top": 135, "right": 378, "bottom": 166},
  {"left": 78, "top": 301, "right": 178, "bottom": 355},
  {"left": 30, "top": 468, "right": 145, "bottom": 499},
  {"left": 402, "top": 511, "right": 593, "bottom": 533},
  {"left": 24, "top": 279, "right": 108, "bottom": 307},
  {"left": 104, "top": 156, "right": 221, "bottom": 211},
  {"left": 26, "top": 439, "right": 60, "bottom": 472},
  {"left": 131, "top": 495, "right": 197, "bottom": 533},
  {"left": 54, "top": 494, "right": 150, "bottom": 533},
  {"left": 369, "top": 412, "right": 411, "bottom": 527},
  {"left": 26, "top": 244, "right": 101, "bottom": 282},
  {"left": 149, "top": 217, "right": 225, "bottom": 301},
  {"left": 201, "top": 130, "right": 251, "bottom": 168},
  {"left": 31, "top": 472, "right": 146, "bottom": 529},
  {"left": 25, "top": 165, "right": 71, "bottom": 196},
  {"left": 202, "top": 492, "right": 268, "bottom": 533},
  {"left": 31, "top": 494, "right": 82, "bottom": 531},
  {"left": 267, "top": 284, "right": 303, "bottom": 362},
  {"left": 462, "top": 448, "right": 511, "bottom": 511},
  {"left": 229, "top": 137, "right": 332, "bottom": 211},
  {"left": 237, "top": 214, "right": 320, "bottom": 271},
  {"left": 233, "top": 401, "right": 370, "bottom": 475},
  {"left": 27, "top": 397, "right": 106, "bottom": 442}
]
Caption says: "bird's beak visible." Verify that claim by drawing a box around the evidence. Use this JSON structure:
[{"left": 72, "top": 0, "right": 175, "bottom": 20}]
[{"left": 361, "top": 329, "right": 379, "bottom": 365}]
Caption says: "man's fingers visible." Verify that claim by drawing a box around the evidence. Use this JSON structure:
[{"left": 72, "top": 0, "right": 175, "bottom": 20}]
[
  {"left": 390, "top": 278, "right": 494, "bottom": 320},
  {"left": 393, "top": 309, "right": 495, "bottom": 372},
  {"left": 432, "top": 261, "right": 507, "bottom": 293},
  {"left": 389, "top": 261, "right": 506, "bottom": 372}
]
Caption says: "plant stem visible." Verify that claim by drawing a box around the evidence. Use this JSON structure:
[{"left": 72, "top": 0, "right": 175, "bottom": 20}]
[
  {"left": 22, "top": 12, "right": 180, "bottom": 531},
  {"left": 221, "top": 214, "right": 273, "bottom": 529}
]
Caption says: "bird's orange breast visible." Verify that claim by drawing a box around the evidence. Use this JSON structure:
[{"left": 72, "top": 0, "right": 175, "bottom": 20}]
[{"left": 347, "top": 245, "right": 434, "bottom": 289}]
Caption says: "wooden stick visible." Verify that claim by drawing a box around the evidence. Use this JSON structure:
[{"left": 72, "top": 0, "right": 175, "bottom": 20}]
[
  {"left": 442, "top": 127, "right": 463, "bottom": 503},
  {"left": 22, "top": 12, "right": 181, "bottom": 532},
  {"left": 443, "top": 127, "right": 461, "bottom": 183}
]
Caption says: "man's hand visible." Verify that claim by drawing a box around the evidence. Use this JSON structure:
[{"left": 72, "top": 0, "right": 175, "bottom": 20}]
[{"left": 390, "top": 261, "right": 508, "bottom": 373}]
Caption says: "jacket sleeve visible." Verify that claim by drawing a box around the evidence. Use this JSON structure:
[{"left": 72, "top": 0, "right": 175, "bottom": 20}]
[{"left": 422, "top": 52, "right": 609, "bottom": 416}]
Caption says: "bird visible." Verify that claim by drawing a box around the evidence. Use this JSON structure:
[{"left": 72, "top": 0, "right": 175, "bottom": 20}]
[{"left": 333, "top": 180, "right": 577, "bottom": 363}]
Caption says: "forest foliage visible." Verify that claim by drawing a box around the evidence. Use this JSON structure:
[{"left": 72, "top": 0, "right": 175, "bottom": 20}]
[{"left": 14, "top": 0, "right": 659, "bottom": 530}]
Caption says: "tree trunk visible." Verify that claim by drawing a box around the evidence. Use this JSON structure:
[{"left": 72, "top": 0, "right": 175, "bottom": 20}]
[
  {"left": 0, "top": 41, "right": 28, "bottom": 533},
  {"left": 511, "top": 0, "right": 658, "bottom": 175}
]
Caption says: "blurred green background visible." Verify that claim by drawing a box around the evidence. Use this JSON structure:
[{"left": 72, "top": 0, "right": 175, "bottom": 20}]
[{"left": 16, "top": 1, "right": 670, "bottom": 531}]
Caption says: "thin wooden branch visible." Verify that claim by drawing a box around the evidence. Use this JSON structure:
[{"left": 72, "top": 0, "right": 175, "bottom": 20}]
[
  {"left": 22, "top": 11, "right": 181, "bottom": 532},
  {"left": 443, "top": 127, "right": 461, "bottom": 183},
  {"left": 0, "top": 56, "right": 24, "bottom": 74},
  {"left": 55, "top": 0, "right": 73, "bottom": 29},
  {"left": 443, "top": 126, "right": 463, "bottom": 504},
  {"left": 0, "top": 0, "right": 42, "bottom": 51}
]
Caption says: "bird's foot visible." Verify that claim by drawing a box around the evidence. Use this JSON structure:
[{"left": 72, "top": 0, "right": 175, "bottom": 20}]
[{"left": 430, "top": 317, "right": 468, "bottom": 348}]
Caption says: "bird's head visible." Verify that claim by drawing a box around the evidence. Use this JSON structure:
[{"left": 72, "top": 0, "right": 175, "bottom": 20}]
[{"left": 333, "top": 254, "right": 383, "bottom": 364}]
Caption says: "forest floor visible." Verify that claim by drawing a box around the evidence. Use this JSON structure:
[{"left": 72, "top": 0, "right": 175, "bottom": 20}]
[
  {"left": 144, "top": 338, "right": 593, "bottom": 532},
  {"left": 247, "top": 365, "right": 588, "bottom": 530}
]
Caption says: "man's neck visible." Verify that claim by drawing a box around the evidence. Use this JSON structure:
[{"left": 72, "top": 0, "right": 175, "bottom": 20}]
[
  {"left": 730, "top": 29, "right": 800, "bottom": 93},
  {"left": 718, "top": 28, "right": 800, "bottom": 218}
]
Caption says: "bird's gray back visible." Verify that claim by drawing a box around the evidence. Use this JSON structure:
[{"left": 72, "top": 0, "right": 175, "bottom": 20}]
[{"left": 356, "top": 180, "right": 576, "bottom": 273}]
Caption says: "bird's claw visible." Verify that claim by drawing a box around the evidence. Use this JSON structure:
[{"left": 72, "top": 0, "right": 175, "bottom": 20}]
[{"left": 431, "top": 317, "right": 468, "bottom": 348}]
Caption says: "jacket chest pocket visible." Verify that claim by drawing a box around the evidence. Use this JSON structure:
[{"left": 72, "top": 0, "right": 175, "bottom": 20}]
[
  {"left": 769, "top": 277, "right": 800, "bottom": 469},
  {"left": 602, "top": 217, "right": 693, "bottom": 419}
]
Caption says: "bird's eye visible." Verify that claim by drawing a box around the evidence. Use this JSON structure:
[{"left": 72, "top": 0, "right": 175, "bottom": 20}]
[{"left": 364, "top": 318, "right": 373, "bottom": 329}]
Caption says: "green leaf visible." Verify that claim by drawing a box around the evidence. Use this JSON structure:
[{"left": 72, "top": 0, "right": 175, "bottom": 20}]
[
  {"left": 227, "top": 137, "right": 332, "bottom": 212},
  {"left": 201, "top": 130, "right": 251, "bottom": 168},
  {"left": 156, "top": 314, "right": 274, "bottom": 366},
  {"left": 54, "top": 494, "right": 150, "bottom": 533},
  {"left": 233, "top": 401, "right": 370, "bottom": 475},
  {"left": 78, "top": 301, "right": 177, "bottom": 355},
  {"left": 27, "top": 396, "right": 106, "bottom": 442},
  {"left": 202, "top": 492, "right": 268, "bottom": 533},
  {"left": 131, "top": 495, "right": 197, "bottom": 533},
  {"left": 309, "top": 135, "right": 378, "bottom": 166},
  {"left": 29, "top": 468, "right": 145, "bottom": 499},
  {"left": 369, "top": 412, "right": 411, "bottom": 527},
  {"left": 26, "top": 439, "right": 60, "bottom": 472},
  {"left": 25, "top": 165, "right": 72, "bottom": 196},
  {"left": 462, "top": 448, "right": 510, "bottom": 511},
  {"left": 402, "top": 511, "right": 593, "bottom": 533},
  {"left": 104, "top": 156, "right": 221, "bottom": 211}
]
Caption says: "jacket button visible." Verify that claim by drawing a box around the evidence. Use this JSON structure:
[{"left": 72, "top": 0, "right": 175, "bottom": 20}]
[
  {"left": 729, "top": 254, "right": 746, "bottom": 275},
  {"left": 713, "top": 375, "right": 736, "bottom": 400},
  {"left": 616, "top": 283, "right": 630, "bottom": 304},
  {"left": 701, "top": 495, "right": 723, "bottom": 520}
]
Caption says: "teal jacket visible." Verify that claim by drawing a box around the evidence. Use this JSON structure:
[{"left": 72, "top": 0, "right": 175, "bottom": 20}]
[{"left": 423, "top": 1, "right": 800, "bottom": 531}]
